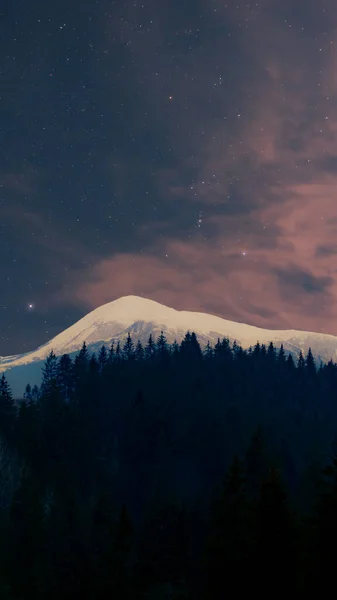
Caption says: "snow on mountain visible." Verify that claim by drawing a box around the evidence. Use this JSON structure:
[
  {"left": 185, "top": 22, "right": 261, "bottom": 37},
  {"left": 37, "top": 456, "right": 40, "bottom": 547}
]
[{"left": 2, "top": 295, "right": 337, "bottom": 396}]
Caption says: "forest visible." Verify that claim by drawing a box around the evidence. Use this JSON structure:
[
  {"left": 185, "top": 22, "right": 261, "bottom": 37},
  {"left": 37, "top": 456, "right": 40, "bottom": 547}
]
[{"left": 0, "top": 330, "right": 337, "bottom": 597}]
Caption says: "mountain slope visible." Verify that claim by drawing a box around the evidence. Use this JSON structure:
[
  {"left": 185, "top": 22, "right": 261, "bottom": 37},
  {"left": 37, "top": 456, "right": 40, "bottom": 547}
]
[{"left": 2, "top": 295, "right": 337, "bottom": 396}]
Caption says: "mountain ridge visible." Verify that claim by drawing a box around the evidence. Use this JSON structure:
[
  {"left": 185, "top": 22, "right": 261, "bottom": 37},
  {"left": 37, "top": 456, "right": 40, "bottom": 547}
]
[{"left": 2, "top": 295, "right": 337, "bottom": 396}]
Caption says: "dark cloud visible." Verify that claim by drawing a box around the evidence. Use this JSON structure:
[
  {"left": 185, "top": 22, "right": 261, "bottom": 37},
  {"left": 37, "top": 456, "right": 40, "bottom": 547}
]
[
  {"left": 275, "top": 267, "right": 334, "bottom": 295},
  {"left": 315, "top": 244, "right": 337, "bottom": 257},
  {"left": 316, "top": 155, "right": 337, "bottom": 174}
]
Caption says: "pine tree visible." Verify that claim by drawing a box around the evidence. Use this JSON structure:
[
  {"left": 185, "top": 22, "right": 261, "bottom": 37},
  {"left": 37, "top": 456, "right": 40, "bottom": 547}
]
[
  {"left": 0, "top": 375, "right": 14, "bottom": 405},
  {"left": 156, "top": 331, "right": 169, "bottom": 358},
  {"left": 260, "top": 343, "right": 267, "bottom": 358},
  {"left": 221, "top": 337, "right": 232, "bottom": 361},
  {"left": 9, "top": 472, "right": 45, "bottom": 597},
  {"left": 267, "top": 341, "right": 276, "bottom": 363},
  {"left": 305, "top": 347, "right": 316, "bottom": 377},
  {"left": 297, "top": 350, "right": 305, "bottom": 372},
  {"left": 45, "top": 492, "right": 89, "bottom": 598},
  {"left": 89, "top": 489, "right": 117, "bottom": 596},
  {"left": 145, "top": 334, "right": 156, "bottom": 359},
  {"left": 235, "top": 344, "right": 245, "bottom": 362},
  {"left": 309, "top": 457, "right": 337, "bottom": 591},
  {"left": 135, "top": 340, "right": 144, "bottom": 361},
  {"left": 0, "top": 374, "right": 15, "bottom": 437},
  {"left": 180, "top": 331, "right": 192, "bottom": 355},
  {"left": 78, "top": 341, "right": 89, "bottom": 362},
  {"left": 171, "top": 340, "right": 180, "bottom": 360},
  {"left": 57, "top": 354, "right": 73, "bottom": 402},
  {"left": 113, "top": 504, "right": 133, "bottom": 598},
  {"left": 245, "top": 425, "right": 268, "bottom": 501},
  {"left": 286, "top": 353, "right": 295, "bottom": 371},
  {"left": 134, "top": 504, "right": 188, "bottom": 596},
  {"left": 232, "top": 340, "right": 239, "bottom": 356},
  {"left": 23, "top": 384, "right": 32, "bottom": 402},
  {"left": 254, "top": 468, "right": 296, "bottom": 594},
  {"left": 41, "top": 352, "right": 59, "bottom": 397},
  {"left": 73, "top": 342, "right": 89, "bottom": 383},
  {"left": 253, "top": 342, "right": 261, "bottom": 357},
  {"left": 115, "top": 341, "right": 122, "bottom": 363},
  {"left": 98, "top": 345, "right": 108, "bottom": 371},
  {"left": 123, "top": 333, "right": 135, "bottom": 360},
  {"left": 190, "top": 332, "right": 202, "bottom": 359},
  {"left": 180, "top": 332, "right": 201, "bottom": 362},
  {"left": 204, "top": 341, "right": 213, "bottom": 360},
  {"left": 278, "top": 343, "right": 286, "bottom": 365},
  {"left": 213, "top": 338, "right": 222, "bottom": 358},
  {"left": 280, "top": 438, "right": 297, "bottom": 493},
  {"left": 89, "top": 354, "right": 99, "bottom": 374},
  {"left": 16, "top": 397, "right": 39, "bottom": 463},
  {"left": 107, "top": 342, "right": 115, "bottom": 364},
  {"left": 205, "top": 456, "right": 252, "bottom": 598},
  {"left": 31, "top": 384, "right": 40, "bottom": 402}
]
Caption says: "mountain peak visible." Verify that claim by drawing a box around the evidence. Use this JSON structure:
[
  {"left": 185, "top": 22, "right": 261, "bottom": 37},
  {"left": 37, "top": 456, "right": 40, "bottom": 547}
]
[
  {"left": 103, "top": 294, "right": 167, "bottom": 310},
  {"left": 89, "top": 295, "right": 175, "bottom": 325},
  {"left": 3, "top": 295, "right": 337, "bottom": 396}
]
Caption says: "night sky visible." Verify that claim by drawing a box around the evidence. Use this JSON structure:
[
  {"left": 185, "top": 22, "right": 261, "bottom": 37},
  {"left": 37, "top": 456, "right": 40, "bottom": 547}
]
[{"left": 1, "top": 0, "right": 337, "bottom": 356}]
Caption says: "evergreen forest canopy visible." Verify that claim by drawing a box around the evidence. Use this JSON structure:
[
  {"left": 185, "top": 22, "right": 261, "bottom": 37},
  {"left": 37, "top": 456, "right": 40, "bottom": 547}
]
[{"left": 1, "top": 330, "right": 337, "bottom": 596}]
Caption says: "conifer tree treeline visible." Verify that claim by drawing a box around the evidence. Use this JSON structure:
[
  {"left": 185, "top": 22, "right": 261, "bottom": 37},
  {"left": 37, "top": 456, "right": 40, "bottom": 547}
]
[{"left": 0, "top": 331, "right": 336, "bottom": 596}]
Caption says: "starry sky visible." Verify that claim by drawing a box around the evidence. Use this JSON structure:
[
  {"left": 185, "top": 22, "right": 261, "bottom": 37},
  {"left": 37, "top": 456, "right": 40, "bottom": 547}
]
[{"left": 1, "top": 0, "right": 337, "bottom": 355}]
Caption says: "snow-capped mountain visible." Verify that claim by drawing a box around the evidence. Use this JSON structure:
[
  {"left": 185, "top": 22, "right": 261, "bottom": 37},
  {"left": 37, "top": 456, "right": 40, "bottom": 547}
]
[{"left": 2, "top": 295, "right": 337, "bottom": 396}]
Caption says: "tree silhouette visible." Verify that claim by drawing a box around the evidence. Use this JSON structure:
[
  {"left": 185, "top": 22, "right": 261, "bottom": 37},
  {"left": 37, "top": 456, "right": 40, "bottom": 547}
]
[
  {"left": 23, "top": 383, "right": 32, "bottom": 402},
  {"left": 297, "top": 350, "right": 305, "bottom": 372},
  {"left": 0, "top": 374, "right": 15, "bottom": 438},
  {"left": 156, "top": 331, "right": 169, "bottom": 359},
  {"left": 98, "top": 345, "right": 108, "bottom": 371},
  {"left": 135, "top": 339, "right": 144, "bottom": 361},
  {"left": 267, "top": 341, "right": 276, "bottom": 363},
  {"left": 245, "top": 425, "right": 268, "bottom": 501},
  {"left": 204, "top": 456, "right": 253, "bottom": 598},
  {"left": 41, "top": 352, "right": 59, "bottom": 398},
  {"left": 113, "top": 503, "right": 133, "bottom": 598},
  {"left": 254, "top": 467, "right": 296, "bottom": 594},
  {"left": 107, "top": 341, "right": 115, "bottom": 364},
  {"left": 278, "top": 343, "right": 286, "bottom": 365},
  {"left": 115, "top": 341, "right": 122, "bottom": 363},
  {"left": 309, "top": 457, "right": 337, "bottom": 591},
  {"left": 2, "top": 327, "right": 337, "bottom": 596},
  {"left": 180, "top": 332, "right": 202, "bottom": 363},
  {"left": 73, "top": 342, "right": 89, "bottom": 384},
  {"left": 305, "top": 347, "right": 316, "bottom": 377},
  {"left": 31, "top": 384, "right": 40, "bottom": 402},
  {"left": 123, "top": 333, "right": 135, "bottom": 360},
  {"left": 57, "top": 354, "right": 73, "bottom": 402},
  {"left": 204, "top": 341, "right": 213, "bottom": 360},
  {"left": 145, "top": 334, "right": 156, "bottom": 359}
]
